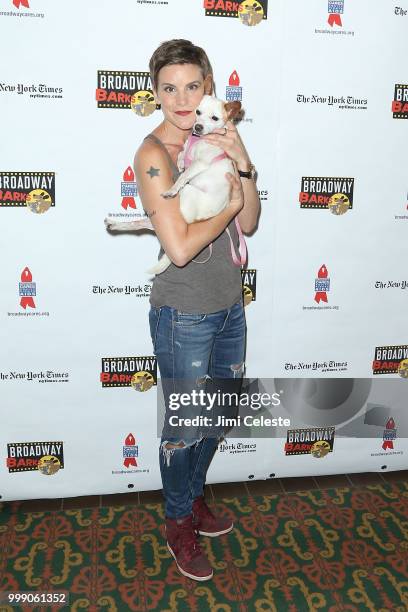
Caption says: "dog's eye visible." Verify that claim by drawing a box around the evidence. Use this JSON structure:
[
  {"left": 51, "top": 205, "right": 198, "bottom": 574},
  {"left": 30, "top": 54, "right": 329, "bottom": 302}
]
[
  {"left": 211, "top": 115, "right": 219, "bottom": 121},
  {"left": 195, "top": 109, "right": 201, "bottom": 115}
]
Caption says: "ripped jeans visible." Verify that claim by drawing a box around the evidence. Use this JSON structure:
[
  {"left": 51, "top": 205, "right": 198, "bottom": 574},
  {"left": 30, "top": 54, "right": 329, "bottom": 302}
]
[{"left": 149, "top": 300, "right": 246, "bottom": 519}]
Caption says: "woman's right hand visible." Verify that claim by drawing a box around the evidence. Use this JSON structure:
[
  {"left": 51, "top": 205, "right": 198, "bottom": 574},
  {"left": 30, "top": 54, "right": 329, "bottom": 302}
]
[{"left": 225, "top": 171, "right": 244, "bottom": 216}]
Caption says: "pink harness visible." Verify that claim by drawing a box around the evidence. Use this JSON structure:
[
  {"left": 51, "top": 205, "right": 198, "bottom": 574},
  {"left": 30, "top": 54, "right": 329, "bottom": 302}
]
[
  {"left": 184, "top": 134, "right": 247, "bottom": 267},
  {"left": 184, "top": 134, "right": 227, "bottom": 168}
]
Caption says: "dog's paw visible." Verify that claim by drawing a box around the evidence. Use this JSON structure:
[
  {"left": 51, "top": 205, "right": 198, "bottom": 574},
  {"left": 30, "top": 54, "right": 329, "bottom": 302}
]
[
  {"left": 137, "top": 218, "right": 154, "bottom": 231},
  {"left": 161, "top": 189, "right": 177, "bottom": 199},
  {"left": 104, "top": 217, "right": 117, "bottom": 231}
]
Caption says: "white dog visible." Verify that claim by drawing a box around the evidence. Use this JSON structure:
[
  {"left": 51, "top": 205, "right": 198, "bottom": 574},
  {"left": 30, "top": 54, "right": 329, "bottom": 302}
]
[{"left": 105, "top": 95, "right": 241, "bottom": 275}]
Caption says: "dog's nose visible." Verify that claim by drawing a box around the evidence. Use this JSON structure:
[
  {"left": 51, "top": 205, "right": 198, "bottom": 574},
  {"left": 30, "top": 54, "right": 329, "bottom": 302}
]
[{"left": 194, "top": 124, "right": 203, "bottom": 133}]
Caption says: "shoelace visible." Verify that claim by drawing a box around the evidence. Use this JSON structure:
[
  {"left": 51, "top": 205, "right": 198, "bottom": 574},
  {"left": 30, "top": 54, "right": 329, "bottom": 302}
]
[{"left": 178, "top": 522, "right": 203, "bottom": 560}]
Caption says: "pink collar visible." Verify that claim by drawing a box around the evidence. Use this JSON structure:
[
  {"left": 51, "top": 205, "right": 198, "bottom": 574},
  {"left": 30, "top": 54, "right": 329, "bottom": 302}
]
[{"left": 183, "top": 133, "right": 227, "bottom": 168}]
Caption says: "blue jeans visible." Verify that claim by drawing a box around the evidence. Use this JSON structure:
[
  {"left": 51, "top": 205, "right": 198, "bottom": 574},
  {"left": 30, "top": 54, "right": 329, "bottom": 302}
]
[{"left": 149, "top": 300, "right": 246, "bottom": 519}]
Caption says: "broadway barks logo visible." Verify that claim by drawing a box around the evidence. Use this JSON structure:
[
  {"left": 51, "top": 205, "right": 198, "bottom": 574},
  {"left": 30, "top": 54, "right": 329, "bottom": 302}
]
[
  {"left": 241, "top": 269, "right": 256, "bottom": 306},
  {"left": 96, "top": 71, "right": 159, "bottom": 116},
  {"left": 328, "top": 0, "right": 344, "bottom": 27},
  {"left": 285, "top": 427, "right": 335, "bottom": 457},
  {"left": 123, "top": 433, "right": 138, "bottom": 468},
  {"left": 299, "top": 176, "right": 354, "bottom": 214},
  {"left": 13, "top": 0, "right": 29, "bottom": 7},
  {"left": 203, "top": 0, "right": 267, "bottom": 26},
  {"left": 100, "top": 356, "right": 157, "bottom": 389},
  {"left": 392, "top": 84, "right": 408, "bottom": 119},
  {"left": 372, "top": 345, "right": 408, "bottom": 377},
  {"left": 0, "top": 172, "right": 55, "bottom": 211},
  {"left": 315, "top": 265, "right": 330, "bottom": 303},
  {"left": 6, "top": 441, "right": 64, "bottom": 474}
]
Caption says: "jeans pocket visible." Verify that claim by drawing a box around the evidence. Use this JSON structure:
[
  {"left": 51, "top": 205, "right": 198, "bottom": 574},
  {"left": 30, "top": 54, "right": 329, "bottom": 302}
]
[
  {"left": 149, "top": 306, "right": 162, "bottom": 352},
  {"left": 175, "top": 311, "right": 207, "bottom": 326}
]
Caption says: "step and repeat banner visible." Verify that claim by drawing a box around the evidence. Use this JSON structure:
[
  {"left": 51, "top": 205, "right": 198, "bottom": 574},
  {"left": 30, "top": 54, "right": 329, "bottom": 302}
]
[{"left": 1, "top": 0, "right": 407, "bottom": 501}]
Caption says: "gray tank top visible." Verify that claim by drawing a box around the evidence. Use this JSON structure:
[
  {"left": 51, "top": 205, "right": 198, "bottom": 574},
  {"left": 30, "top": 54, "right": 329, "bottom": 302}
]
[{"left": 144, "top": 133, "right": 243, "bottom": 314}]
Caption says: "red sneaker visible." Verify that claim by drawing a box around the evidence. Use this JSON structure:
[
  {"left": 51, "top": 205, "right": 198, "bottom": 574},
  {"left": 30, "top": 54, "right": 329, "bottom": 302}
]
[
  {"left": 192, "top": 496, "right": 234, "bottom": 537},
  {"left": 165, "top": 514, "right": 213, "bottom": 581}
]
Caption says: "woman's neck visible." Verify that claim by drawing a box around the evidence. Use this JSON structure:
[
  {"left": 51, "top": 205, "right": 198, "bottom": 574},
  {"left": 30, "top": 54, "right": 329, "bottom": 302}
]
[{"left": 155, "top": 120, "right": 191, "bottom": 147}]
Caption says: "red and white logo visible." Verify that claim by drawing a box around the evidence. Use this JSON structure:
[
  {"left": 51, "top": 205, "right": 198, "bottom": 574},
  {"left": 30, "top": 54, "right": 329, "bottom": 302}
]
[
  {"left": 328, "top": 0, "right": 343, "bottom": 27},
  {"left": 123, "top": 433, "right": 139, "bottom": 468},
  {"left": 382, "top": 418, "right": 396, "bottom": 450},
  {"left": 226, "top": 70, "right": 243, "bottom": 102},
  {"left": 314, "top": 265, "right": 330, "bottom": 303},
  {"left": 121, "top": 166, "right": 138, "bottom": 210},
  {"left": 19, "top": 267, "right": 36, "bottom": 309},
  {"left": 13, "top": 0, "right": 30, "bottom": 8}
]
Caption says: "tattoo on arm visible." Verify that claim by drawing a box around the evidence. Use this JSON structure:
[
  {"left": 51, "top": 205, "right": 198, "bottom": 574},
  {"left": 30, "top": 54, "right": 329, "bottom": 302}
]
[
  {"left": 147, "top": 210, "right": 157, "bottom": 218},
  {"left": 146, "top": 166, "right": 160, "bottom": 178}
]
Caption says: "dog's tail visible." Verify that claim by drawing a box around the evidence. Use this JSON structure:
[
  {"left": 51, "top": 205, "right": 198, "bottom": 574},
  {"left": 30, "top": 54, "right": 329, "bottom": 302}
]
[{"left": 146, "top": 254, "right": 172, "bottom": 276}]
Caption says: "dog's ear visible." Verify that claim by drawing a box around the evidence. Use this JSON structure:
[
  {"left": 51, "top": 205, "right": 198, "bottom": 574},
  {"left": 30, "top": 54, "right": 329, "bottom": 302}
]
[
  {"left": 224, "top": 101, "right": 242, "bottom": 121},
  {"left": 204, "top": 73, "right": 213, "bottom": 96}
]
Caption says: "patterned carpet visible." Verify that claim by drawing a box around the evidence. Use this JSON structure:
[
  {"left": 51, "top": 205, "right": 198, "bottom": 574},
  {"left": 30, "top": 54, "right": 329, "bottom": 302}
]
[{"left": 1, "top": 481, "right": 408, "bottom": 611}]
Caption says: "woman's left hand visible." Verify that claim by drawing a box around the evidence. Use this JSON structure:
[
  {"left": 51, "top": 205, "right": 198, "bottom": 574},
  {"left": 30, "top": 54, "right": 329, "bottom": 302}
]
[{"left": 202, "top": 121, "right": 251, "bottom": 170}]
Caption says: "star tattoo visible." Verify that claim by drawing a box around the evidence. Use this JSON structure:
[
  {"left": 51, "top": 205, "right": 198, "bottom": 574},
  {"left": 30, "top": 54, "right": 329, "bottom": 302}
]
[{"left": 146, "top": 166, "right": 160, "bottom": 178}]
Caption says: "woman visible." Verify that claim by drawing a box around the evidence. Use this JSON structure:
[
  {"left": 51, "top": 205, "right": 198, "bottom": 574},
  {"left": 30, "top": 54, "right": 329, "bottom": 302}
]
[{"left": 134, "top": 39, "right": 260, "bottom": 582}]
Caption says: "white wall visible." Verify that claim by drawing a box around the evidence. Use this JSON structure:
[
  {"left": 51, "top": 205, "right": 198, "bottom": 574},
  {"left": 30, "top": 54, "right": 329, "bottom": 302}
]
[{"left": 1, "top": 0, "right": 407, "bottom": 500}]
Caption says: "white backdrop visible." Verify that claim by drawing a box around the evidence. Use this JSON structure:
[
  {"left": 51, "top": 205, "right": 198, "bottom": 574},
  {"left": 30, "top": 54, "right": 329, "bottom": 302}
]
[{"left": 1, "top": 0, "right": 407, "bottom": 501}]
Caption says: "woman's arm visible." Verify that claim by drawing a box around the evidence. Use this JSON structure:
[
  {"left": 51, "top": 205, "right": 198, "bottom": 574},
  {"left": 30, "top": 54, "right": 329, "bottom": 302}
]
[
  {"left": 134, "top": 140, "right": 244, "bottom": 267},
  {"left": 203, "top": 121, "right": 260, "bottom": 234},
  {"left": 236, "top": 160, "right": 261, "bottom": 234}
]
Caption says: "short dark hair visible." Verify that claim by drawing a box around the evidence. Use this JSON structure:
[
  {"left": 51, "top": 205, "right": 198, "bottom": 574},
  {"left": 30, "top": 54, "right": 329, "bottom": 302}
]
[{"left": 149, "top": 39, "right": 213, "bottom": 91}]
